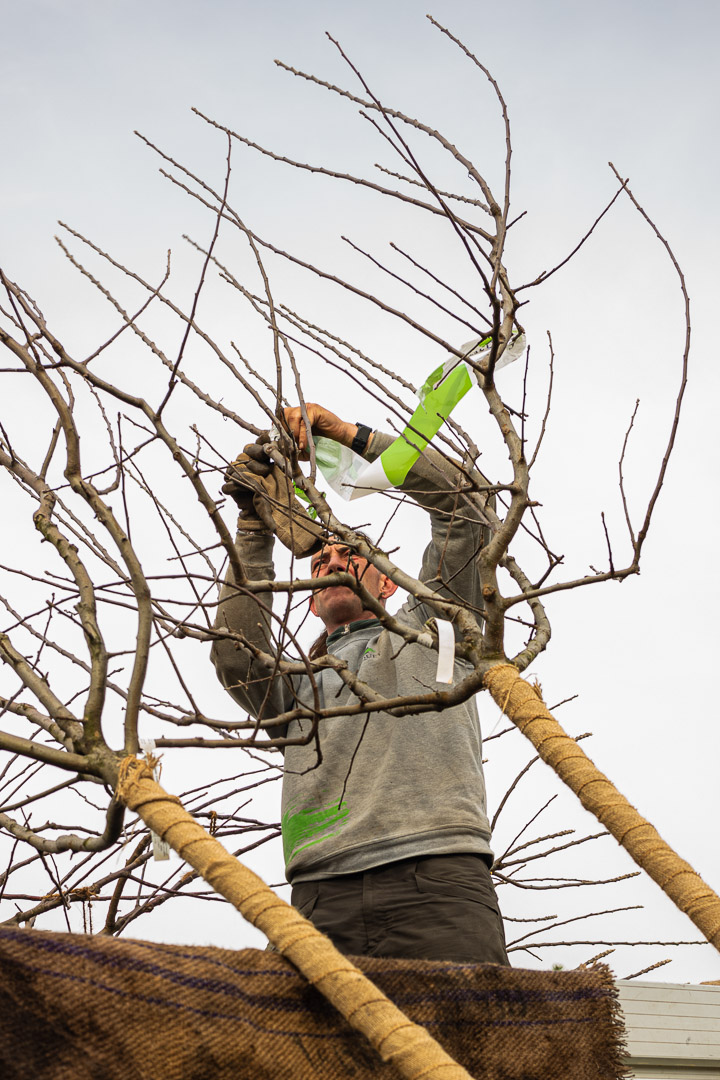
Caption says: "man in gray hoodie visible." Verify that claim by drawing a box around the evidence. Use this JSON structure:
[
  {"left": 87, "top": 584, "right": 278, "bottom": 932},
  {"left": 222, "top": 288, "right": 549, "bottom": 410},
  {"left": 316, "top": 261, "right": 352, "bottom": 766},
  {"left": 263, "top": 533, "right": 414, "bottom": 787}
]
[{"left": 212, "top": 403, "right": 508, "bottom": 964}]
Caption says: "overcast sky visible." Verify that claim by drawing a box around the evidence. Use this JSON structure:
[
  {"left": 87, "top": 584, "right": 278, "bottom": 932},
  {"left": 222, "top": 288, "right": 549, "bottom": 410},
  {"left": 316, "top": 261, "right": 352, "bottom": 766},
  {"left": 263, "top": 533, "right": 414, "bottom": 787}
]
[{"left": 2, "top": 0, "right": 719, "bottom": 983}]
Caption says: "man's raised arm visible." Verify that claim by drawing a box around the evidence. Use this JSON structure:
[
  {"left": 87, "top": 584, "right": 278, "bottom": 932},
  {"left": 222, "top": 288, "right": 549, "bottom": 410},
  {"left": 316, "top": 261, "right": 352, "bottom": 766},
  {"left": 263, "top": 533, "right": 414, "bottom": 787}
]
[{"left": 211, "top": 403, "right": 491, "bottom": 708}]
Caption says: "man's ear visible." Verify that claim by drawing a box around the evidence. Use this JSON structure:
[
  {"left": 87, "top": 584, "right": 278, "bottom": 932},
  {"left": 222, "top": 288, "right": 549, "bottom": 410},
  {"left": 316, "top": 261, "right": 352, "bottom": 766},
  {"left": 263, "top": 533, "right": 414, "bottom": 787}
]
[{"left": 379, "top": 575, "right": 398, "bottom": 600}]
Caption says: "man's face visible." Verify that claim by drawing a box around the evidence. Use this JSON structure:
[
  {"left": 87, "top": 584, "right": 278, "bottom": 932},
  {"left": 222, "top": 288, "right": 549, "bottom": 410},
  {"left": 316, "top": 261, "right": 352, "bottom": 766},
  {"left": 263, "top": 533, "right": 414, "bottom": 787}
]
[{"left": 309, "top": 543, "right": 396, "bottom": 632}]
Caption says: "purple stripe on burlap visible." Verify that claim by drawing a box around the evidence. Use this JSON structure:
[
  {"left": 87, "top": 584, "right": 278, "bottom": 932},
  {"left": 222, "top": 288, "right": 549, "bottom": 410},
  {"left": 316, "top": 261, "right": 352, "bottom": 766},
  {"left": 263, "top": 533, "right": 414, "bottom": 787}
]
[
  {"left": 361, "top": 960, "right": 612, "bottom": 1007},
  {"left": 5, "top": 953, "right": 610, "bottom": 1040},
  {"left": 372, "top": 986, "right": 609, "bottom": 1007},
  {"left": 130, "top": 937, "right": 295, "bottom": 976},
  {"left": 0, "top": 928, "right": 307, "bottom": 1013},
  {"left": 0, "top": 928, "right": 612, "bottom": 1017}
]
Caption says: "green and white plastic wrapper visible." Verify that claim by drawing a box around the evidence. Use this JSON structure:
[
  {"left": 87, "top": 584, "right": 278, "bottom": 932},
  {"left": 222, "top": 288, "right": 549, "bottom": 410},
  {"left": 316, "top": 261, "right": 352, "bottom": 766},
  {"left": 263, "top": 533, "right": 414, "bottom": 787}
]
[{"left": 315, "top": 333, "right": 526, "bottom": 501}]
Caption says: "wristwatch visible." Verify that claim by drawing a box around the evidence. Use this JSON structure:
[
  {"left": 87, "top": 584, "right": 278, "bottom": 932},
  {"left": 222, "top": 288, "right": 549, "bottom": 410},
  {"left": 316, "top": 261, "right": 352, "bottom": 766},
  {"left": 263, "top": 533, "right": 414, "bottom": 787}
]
[{"left": 351, "top": 422, "right": 373, "bottom": 456}]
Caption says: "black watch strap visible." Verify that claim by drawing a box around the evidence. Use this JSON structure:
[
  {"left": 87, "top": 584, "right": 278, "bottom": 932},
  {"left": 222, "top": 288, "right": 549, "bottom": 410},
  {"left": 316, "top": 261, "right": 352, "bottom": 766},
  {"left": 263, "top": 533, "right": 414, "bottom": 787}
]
[{"left": 351, "top": 423, "right": 373, "bottom": 456}]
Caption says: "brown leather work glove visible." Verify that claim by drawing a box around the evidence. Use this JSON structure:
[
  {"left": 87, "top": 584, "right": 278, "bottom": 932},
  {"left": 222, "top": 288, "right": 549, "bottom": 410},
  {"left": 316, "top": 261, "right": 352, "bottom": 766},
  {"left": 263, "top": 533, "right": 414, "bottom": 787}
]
[
  {"left": 223, "top": 440, "right": 274, "bottom": 527},
  {"left": 222, "top": 439, "right": 325, "bottom": 558}
]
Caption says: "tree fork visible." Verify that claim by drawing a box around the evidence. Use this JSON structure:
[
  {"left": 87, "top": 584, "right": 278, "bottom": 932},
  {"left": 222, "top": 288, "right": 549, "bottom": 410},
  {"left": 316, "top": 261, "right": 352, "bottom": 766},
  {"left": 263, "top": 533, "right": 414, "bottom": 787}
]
[
  {"left": 483, "top": 664, "right": 720, "bottom": 952},
  {"left": 116, "top": 756, "right": 472, "bottom": 1080}
]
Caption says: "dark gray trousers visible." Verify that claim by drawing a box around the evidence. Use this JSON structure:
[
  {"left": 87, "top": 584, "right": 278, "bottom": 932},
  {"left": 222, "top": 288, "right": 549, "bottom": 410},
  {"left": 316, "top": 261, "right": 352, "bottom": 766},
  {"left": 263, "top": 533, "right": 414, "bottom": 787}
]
[{"left": 291, "top": 853, "right": 509, "bottom": 965}]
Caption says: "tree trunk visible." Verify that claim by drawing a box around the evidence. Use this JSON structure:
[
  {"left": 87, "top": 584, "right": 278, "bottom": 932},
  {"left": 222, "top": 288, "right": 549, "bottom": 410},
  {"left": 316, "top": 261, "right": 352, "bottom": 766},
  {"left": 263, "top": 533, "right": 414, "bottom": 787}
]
[
  {"left": 483, "top": 664, "right": 720, "bottom": 952},
  {"left": 116, "top": 757, "right": 471, "bottom": 1080}
]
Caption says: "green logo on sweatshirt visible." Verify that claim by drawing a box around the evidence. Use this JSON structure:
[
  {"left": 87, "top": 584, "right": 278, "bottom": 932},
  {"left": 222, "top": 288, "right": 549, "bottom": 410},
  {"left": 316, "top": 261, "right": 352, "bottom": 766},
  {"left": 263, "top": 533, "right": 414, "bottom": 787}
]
[{"left": 282, "top": 799, "right": 349, "bottom": 863}]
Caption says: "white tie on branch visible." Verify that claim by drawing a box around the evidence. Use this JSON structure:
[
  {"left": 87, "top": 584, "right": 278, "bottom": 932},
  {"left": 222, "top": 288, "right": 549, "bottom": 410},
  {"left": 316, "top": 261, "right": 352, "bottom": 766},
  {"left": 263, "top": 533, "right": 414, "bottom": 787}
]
[{"left": 138, "top": 740, "right": 170, "bottom": 862}]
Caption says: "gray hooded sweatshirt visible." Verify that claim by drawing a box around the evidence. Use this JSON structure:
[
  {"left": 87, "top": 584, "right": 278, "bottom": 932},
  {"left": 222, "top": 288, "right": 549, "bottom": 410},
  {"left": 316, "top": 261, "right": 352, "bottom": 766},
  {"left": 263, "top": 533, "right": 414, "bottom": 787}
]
[{"left": 212, "top": 432, "right": 494, "bottom": 883}]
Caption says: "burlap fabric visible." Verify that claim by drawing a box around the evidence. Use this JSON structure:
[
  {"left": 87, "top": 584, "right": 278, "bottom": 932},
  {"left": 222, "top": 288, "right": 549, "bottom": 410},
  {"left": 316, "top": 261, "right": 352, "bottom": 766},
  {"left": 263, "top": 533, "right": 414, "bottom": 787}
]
[{"left": 0, "top": 927, "right": 627, "bottom": 1080}]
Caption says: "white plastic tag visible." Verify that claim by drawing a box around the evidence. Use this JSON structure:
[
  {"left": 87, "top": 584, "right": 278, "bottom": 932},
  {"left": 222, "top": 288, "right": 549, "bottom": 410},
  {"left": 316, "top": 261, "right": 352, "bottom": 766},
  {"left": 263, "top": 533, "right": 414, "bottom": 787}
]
[
  {"left": 434, "top": 619, "right": 455, "bottom": 684},
  {"left": 139, "top": 739, "right": 170, "bottom": 861}
]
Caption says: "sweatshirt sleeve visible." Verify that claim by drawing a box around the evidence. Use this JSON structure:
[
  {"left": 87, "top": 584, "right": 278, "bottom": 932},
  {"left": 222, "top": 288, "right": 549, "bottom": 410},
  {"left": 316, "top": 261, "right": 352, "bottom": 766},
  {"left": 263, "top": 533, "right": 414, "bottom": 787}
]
[
  {"left": 210, "top": 528, "right": 293, "bottom": 729},
  {"left": 364, "top": 431, "right": 491, "bottom": 626}
]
